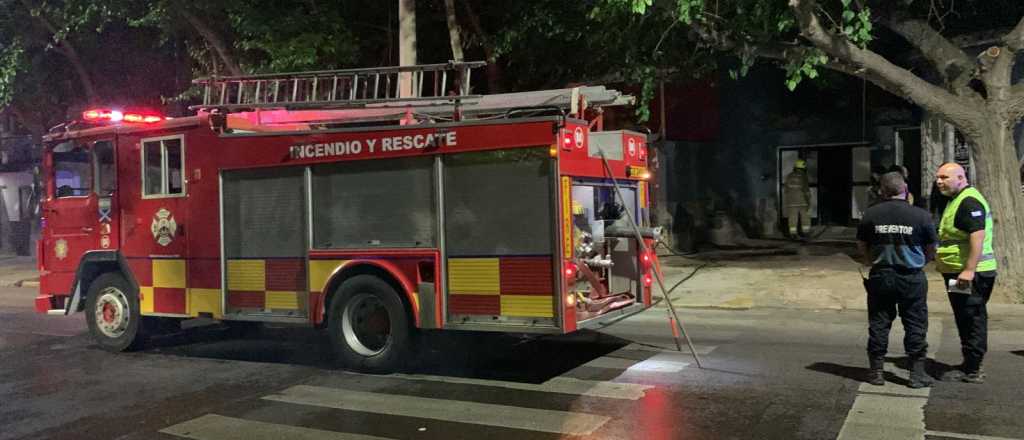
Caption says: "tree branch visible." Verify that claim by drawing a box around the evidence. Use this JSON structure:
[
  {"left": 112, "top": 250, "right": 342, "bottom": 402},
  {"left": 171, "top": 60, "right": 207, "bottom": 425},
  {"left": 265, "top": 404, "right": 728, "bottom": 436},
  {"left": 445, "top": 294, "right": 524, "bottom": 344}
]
[
  {"left": 753, "top": 42, "right": 921, "bottom": 99},
  {"left": 978, "top": 46, "right": 1015, "bottom": 102},
  {"left": 443, "top": 0, "right": 464, "bottom": 62},
  {"left": 881, "top": 16, "right": 976, "bottom": 96},
  {"left": 19, "top": 0, "right": 99, "bottom": 103},
  {"left": 176, "top": 7, "right": 243, "bottom": 77},
  {"left": 1005, "top": 14, "right": 1024, "bottom": 51},
  {"left": 789, "top": 0, "right": 984, "bottom": 131}
]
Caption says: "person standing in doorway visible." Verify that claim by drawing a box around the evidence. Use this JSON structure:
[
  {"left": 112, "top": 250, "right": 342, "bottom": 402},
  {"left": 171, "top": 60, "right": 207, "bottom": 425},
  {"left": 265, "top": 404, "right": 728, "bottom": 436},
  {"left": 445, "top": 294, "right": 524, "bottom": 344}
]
[
  {"left": 783, "top": 159, "right": 811, "bottom": 238},
  {"left": 934, "top": 162, "right": 997, "bottom": 383},
  {"left": 857, "top": 172, "right": 937, "bottom": 388}
]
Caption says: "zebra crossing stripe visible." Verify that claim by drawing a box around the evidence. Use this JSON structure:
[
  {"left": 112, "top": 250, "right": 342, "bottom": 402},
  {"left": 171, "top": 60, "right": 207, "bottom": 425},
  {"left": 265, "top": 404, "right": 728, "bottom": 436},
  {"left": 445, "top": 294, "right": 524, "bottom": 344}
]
[
  {"left": 161, "top": 414, "right": 395, "bottom": 440},
  {"left": 385, "top": 373, "right": 654, "bottom": 400},
  {"left": 836, "top": 319, "right": 943, "bottom": 440},
  {"left": 262, "top": 385, "right": 611, "bottom": 436}
]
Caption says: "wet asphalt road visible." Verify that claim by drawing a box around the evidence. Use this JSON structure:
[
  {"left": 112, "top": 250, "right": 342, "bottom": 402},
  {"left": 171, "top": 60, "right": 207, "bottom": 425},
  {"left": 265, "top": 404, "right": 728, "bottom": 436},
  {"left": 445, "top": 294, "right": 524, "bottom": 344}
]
[{"left": 2, "top": 285, "right": 1023, "bottom": 440}]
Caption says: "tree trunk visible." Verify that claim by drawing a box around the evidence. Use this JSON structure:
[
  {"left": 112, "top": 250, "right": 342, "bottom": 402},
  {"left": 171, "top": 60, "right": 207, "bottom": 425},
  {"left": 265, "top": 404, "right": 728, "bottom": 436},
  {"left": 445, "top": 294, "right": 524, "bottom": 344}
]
[
  {"left": 398, "top": 0, "right": 417, "bottom": 98},
  {"left": 968, "top": 121, "right": 1024, "bottom": 301},
  {"left": 443, "top": 0, "right": 464, "bottom": 62},
  {"left": 458, "top": 0, "right": 502, "bottom": 93},
  {"left": 19, "top": 0, "right": 100, "bottom": 103},
  {"left": 177, "top": 8, "right": 243, "bottom": 77}
]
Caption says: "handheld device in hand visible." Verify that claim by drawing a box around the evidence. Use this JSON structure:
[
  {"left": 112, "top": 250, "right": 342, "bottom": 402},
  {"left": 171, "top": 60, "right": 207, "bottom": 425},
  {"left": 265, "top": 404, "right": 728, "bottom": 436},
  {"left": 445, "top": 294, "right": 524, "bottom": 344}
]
[{"left": 947, "top": 278, "right": 972, "bottom": 295}]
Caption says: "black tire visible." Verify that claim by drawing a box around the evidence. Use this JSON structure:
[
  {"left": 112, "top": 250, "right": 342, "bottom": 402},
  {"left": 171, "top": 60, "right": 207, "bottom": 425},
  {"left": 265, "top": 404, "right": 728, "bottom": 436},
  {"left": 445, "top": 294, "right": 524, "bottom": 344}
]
[
  {"left": 84, "top": 272, "right": 147, "bottom": 352},
  {"left": 327, "top": 275, "right": 414, "bottom": 372}
]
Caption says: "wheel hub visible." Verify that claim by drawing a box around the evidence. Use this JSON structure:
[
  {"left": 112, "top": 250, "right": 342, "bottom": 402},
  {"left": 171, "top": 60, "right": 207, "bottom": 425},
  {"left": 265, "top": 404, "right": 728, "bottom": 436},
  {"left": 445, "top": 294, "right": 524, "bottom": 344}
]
[
  {"left": 93, "top": 287, "right": 130, "bottom": 338},
  {"left": 342, "top": 293, "right": 391, "bottom": 357}
]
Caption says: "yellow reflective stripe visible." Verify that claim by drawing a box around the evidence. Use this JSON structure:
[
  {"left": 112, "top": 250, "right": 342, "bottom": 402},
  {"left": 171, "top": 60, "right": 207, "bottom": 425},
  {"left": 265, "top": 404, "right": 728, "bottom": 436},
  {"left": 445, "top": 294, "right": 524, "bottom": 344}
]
[
  {"left": 308, "top": 260, "right": 347, "bottom": 293},
  {"left": 152, "top": 259, "right": 186, "bottom": 289},
  {"left": 448, "top": 258, "right": 500, "bottom": 295},
  {"left": 265, "top": 291, "right": 300, "bottom": 310},
  {"left": 188, "top": 288, "right": 222, "bottom": 318},
  {"left": 227, "top": 260, "right": 266, "bottom": 291},
  {"left": 500, "top": 295, "right": 554, "bottom": 317},
  {"left": 139, "top": 286, "right": 154, "bottom": 314}
]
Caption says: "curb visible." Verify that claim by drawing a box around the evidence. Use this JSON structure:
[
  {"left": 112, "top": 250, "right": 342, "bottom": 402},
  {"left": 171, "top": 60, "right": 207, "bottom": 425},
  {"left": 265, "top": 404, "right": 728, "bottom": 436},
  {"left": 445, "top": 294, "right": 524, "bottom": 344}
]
[{"left": 1, "top": 278, "right": 39, "bottom": 288}]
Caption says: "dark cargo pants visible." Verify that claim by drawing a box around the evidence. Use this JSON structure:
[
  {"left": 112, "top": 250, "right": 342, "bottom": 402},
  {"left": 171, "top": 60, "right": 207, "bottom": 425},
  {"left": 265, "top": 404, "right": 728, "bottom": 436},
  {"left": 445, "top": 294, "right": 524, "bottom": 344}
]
[
  {"left": 864, "top": 268, "right": 929, "bottom": 359},
  {"left": 942, "top": 273, "right": 995, "bottom": 372}
]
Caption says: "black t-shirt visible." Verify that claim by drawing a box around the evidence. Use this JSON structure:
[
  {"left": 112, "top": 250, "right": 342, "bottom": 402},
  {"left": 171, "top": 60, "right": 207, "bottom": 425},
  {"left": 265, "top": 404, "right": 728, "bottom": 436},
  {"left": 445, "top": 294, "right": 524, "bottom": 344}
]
[
  {"left": 857, "top": 199, "right": 938, "bottom": 270},
  {"left": 953, "top": 195, "right": 986, "bottom": 233}
]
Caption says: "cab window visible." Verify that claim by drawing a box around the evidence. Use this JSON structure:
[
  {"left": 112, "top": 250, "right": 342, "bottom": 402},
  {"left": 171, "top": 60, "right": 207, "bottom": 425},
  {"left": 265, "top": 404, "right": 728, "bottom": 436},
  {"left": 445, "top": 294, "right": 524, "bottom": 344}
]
[
  {"left": 52, "top": 142, "right": 91, "bottom": 198},
  {"left": 141, "top": 136, "right": 185, "bottom": 197}
]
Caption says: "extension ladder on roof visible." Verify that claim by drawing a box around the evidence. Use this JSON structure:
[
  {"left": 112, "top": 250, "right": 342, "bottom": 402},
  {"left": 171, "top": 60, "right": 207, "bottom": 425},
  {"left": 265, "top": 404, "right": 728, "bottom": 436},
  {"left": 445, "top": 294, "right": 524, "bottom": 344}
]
[{"left": 191, "top": 61, "right": 486, "bottom": 111}]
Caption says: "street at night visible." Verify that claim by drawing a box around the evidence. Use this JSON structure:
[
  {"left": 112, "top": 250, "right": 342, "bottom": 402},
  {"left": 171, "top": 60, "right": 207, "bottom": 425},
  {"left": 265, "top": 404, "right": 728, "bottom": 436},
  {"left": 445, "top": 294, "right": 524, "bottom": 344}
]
[
  {"left": 3, "top": 284, "right": 1023, "bottom": 440},
  {"left": 2, "top": 2, "right": 1024, "bottom": 439}
]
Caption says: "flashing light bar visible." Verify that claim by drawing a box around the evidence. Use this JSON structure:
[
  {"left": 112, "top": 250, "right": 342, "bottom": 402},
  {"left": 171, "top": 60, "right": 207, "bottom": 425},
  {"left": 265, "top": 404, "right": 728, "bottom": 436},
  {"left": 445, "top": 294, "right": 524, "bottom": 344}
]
[{"left": 83, "top": 108, "right": 165, "bottom": 124}]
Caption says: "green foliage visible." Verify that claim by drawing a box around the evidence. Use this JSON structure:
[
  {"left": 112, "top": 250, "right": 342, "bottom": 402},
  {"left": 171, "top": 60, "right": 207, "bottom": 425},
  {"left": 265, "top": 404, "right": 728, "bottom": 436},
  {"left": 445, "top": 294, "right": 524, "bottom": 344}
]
[
  {"left": 228, "top": 1, "right": 360, "bottom": 72},
  {"left": 784, "top": 50, "right": 828, "bottom": 91},
  {"left": 596, "top": 0, "right": 880, "bottom": 95},
  {"left": 0, "top": 40, "right": 24, "bottom": 107}
]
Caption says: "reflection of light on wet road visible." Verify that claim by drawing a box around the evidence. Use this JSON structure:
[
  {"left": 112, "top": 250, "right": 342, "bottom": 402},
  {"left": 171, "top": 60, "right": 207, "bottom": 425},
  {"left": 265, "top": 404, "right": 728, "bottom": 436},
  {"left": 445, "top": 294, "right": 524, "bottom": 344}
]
[{"left": 637, "top": 387, "right": 678, "bottom": 440}]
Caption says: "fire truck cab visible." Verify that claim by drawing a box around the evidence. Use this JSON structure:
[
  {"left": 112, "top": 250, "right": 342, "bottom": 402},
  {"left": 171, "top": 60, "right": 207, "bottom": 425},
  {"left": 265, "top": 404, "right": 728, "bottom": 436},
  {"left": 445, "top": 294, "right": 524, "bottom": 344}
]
[{"left": 35, "top": 62, "right": 658, "bottom": 371}]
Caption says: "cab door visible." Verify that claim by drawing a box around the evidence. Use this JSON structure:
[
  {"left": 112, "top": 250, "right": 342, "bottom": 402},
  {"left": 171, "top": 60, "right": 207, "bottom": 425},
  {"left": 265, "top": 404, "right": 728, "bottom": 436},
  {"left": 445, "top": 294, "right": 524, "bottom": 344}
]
[{"left": 42, "top": 140, "right": 117, "bottom": 285}]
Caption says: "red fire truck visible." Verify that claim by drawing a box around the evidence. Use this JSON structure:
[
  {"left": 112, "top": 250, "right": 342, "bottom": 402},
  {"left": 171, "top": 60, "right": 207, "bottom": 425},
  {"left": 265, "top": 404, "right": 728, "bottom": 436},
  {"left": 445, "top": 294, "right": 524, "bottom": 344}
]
[{"left": 35, "top": 62, "right": 658, "bottom": 371}]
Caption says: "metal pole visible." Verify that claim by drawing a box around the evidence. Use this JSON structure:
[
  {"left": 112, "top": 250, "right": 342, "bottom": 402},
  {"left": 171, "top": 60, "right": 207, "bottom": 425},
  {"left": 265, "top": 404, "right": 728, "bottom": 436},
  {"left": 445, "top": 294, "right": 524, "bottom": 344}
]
[{"left": 598, "top": 151, "right": 704, "bottom": 368}]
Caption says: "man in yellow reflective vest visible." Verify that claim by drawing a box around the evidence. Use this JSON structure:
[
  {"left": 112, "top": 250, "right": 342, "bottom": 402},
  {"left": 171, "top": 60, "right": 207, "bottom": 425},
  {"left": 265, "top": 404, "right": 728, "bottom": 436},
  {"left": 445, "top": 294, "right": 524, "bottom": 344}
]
[{"left": 934, "top": 163, "right": 997, "bottom": 384}]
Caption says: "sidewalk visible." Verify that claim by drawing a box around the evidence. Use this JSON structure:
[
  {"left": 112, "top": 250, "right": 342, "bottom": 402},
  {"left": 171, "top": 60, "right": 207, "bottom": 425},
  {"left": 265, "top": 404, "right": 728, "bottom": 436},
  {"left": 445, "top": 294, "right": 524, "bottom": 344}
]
[
  {"left": 0, "top": 255, "right": 39, "bottom": 288},
  {"left": 653, "top": 242, "right": 1024, "bottom": 316}
]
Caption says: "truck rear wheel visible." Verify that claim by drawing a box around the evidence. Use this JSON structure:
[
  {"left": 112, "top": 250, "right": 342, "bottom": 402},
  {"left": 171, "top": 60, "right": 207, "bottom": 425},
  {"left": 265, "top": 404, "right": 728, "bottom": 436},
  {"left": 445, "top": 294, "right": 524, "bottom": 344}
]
[
  {"left": 327, "top": 275, "right": 413, "bottom": 372},
  {"left": 85, "top": 273, "right": 147, "bottom": 352}
]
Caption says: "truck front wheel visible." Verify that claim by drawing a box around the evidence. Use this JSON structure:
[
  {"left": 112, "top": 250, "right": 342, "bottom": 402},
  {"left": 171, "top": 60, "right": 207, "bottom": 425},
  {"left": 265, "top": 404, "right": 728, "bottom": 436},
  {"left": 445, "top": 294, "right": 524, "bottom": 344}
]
[
  {"left": 327, "top": 275, "right": 413, "bottom": 372},
  {"left": 85, "top": 273, "right": 147, "bottom": 352}
]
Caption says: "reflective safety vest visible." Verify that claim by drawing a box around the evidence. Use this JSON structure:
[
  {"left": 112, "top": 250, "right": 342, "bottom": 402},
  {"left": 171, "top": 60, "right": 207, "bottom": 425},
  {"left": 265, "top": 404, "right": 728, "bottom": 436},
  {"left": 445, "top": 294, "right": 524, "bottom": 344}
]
[{"left": 936, "top": 187, "right": 997, "bottom": 273}]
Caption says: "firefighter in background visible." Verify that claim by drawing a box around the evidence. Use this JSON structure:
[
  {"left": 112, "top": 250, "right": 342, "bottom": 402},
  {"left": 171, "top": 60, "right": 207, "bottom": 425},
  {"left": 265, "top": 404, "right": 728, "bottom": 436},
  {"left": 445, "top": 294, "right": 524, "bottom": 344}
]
[{"left": 783, "top": 159, "right": 812, "bottom": 238}]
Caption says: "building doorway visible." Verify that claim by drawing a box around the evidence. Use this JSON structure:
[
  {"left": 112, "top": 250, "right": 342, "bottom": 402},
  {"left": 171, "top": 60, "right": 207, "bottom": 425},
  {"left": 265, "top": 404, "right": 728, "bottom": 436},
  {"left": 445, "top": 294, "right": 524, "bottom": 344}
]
[{"left": 777, "top": 142, "right": 872, "bottom": 229}]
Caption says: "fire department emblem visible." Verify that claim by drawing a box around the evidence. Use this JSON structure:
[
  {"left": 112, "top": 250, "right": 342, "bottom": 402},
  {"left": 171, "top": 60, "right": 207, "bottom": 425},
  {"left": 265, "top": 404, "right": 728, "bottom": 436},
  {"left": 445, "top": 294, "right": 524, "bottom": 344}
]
[
  {"left": 573, "top": 127, "right": 585, "bottom": 149},
  {"left": 54, "top": 239, "right": 68, "bottom": 260},
  {"left": 627, "top": 138, "right": 637, "bottom": 157},
  {"left": 151, "top": 208, "right": 177, "bottom": 247}
]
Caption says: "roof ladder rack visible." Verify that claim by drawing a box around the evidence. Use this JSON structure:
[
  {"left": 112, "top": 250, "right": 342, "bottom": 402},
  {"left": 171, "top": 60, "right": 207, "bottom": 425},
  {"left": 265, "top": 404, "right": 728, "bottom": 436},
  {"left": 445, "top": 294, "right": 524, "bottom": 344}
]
[{"left": 191, "top": 61, "right": 486, "bottom": 111}]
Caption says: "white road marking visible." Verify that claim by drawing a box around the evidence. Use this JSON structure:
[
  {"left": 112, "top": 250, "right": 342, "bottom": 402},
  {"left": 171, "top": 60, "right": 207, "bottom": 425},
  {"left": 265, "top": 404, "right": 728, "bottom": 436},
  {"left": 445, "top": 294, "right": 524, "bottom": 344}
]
[
  {"left": 262, "top": 386, "right": 611, "bottom": 436},
  {"left": 924, "top": 430, "right": 1024, "bottom": 440},
  {"left": 161, "top": 414, "right": 395, "bottom": 440},
  {"left": 837, "top": 394, "right": 928, "bottom": 440},
  {"left": 836, "top": 318, "right": 943, "bottom": 440},
  {"left": 386, "top": 373, "right": 654, "bottom": 400}
]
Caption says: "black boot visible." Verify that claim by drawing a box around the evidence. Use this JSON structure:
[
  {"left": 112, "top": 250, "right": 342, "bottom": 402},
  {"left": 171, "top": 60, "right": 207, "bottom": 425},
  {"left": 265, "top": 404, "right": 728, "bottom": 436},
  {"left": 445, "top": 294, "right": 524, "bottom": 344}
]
[
  {"left": 962, "top": 358, "right": 985, "bottom": 384},
  {"left": 908, "top": 356, "right": 933, "bottom": 389},
  {"left": 867, "top": 357, "right": 885, "bottom": 386}
]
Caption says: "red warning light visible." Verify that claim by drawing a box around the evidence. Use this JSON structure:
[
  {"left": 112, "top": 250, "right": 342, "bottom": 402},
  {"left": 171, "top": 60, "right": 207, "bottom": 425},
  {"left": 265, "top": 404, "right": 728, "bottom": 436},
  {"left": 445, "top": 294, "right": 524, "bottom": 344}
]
[{"left": 83, "top": 108, "right": 164, "bottom": 124}]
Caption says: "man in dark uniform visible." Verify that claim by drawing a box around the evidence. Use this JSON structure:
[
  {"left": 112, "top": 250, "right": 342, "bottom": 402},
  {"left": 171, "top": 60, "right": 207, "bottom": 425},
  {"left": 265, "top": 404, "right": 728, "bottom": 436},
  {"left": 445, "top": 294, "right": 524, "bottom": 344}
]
[
  {"left": 934, "top": 162, "right": 997, "bottom": 383},
  {"left": 857, "top": 172, "right": 938, "bottom": 388}
]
